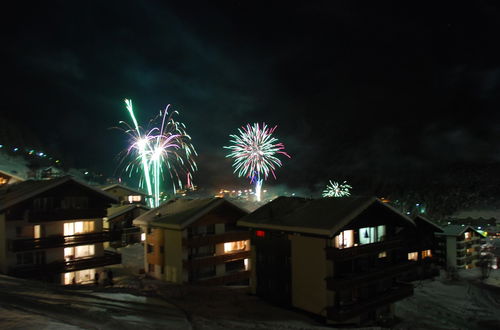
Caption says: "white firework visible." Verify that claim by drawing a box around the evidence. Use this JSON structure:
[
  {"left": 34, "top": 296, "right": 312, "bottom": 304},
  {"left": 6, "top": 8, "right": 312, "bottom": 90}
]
[{"left": 322, "top": 180, "right": 352, "bottom": 197}]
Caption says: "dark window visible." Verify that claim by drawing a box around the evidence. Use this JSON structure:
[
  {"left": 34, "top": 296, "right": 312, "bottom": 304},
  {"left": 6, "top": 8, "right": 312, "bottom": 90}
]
[
  {"left": 190, "top": 265, "right": 216, "bottom": 281},
  {"left": 35, "top": 251, "right": 46, "bottom": 264},
  {"left": 160, "top": 246, "right": 164, "bottom": 254},
  {"left": 16, "top": 254, "right": 22, "bottom": 265},
  {"left": 225, "top": 259, "right": 245, "bottom": 273},
  {"left": 147, "top": 244, "right": 154, "bottom": 253},
  {"left": 61, "top": 196, "right": 89, "bottom": 209},
  {"left": 23, "top": 252, "right": 33, "bottom": 264},
  {"left": 189, "top": 245, "right": 215, "bottom": 258},
  {"left": 147, "top": 227, "right": 152, "bottom": 234}
]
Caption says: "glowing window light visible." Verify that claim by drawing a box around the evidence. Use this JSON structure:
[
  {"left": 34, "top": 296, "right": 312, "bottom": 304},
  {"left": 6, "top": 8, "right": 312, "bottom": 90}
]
[{"left": 224, "top": 240, "right": 247, "bottom": 253}]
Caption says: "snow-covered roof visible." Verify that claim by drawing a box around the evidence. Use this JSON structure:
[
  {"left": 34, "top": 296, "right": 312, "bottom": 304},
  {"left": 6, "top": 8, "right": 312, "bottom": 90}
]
[
  {"left": 0, "top": 176, "right": 118, "bottom": 212},
  {"left": 414, "top": 215, "right": 444, "bottom": 233},
  {"left": 133, "top": 198, "right": 247, "bottom": 229},
  {"left": 0, "top": 169, "right": 25, "bottom": 182},
  {"left": 436, "top": 224, "right": 485, "bottom": 237},
  {"left": 100, "top": 183, "right": 148, "bottom": 196},
  {"left": 238, "top": 196, "right": 415, "bottom": 237},
  {"left": 106, "top": 204, "right": 150, "bottom": 221}
]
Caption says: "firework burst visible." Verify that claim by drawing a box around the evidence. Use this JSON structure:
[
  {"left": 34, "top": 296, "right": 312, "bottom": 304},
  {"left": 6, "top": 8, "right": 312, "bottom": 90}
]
[
  {"left": 224, "top": 123, "right": 290, "bottom": 201},
  {"left": 322, "top": 180, "right": 352, "bottom": 198},
  {"left": 119, "top": 99, "right": 197, "bottom": 207}
]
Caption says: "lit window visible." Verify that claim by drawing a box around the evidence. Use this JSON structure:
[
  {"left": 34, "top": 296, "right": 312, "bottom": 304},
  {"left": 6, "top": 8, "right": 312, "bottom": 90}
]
[
  {"left": 128, "top": 195, "right": 142, "bottom": 203},
  {"left": 244, "top": 258, "right": 250, "bottom": 270},
  {"left": 64, "top": 221, "right": 94, "bottom": 235},
  {"left": 224, "top": 240, "right": 248, "bottom": 253},
  {"left": 408, "top": 252, "right": 418, "bottom": 261},
  {"left": 141, "top": 233, "right": 146, "bottom": 241},
  {"left": 75, "top": 245, "right": 95, "bottom": 258},
  {"left": 359, "top": 225, "right": 386, "bottom": 245},
  {"left": 464, "top": 232, "right": 471, "bottom": 240},
  {"left": 421, "top": 249, "right": 432, "bottom": 259},
  {"left": 334, "top": 230, "right": 354, "bottom": 249},
  {"left": 378, "top": 251, "right": 387, "bottom": 258}
]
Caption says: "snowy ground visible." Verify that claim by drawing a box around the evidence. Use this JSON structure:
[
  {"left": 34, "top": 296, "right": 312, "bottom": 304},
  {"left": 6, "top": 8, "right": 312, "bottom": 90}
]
[
  {"left": 394, "top": 268, "right": 500, "bottom": 330},
  {"left": 2, "top": 243, "right": 500, "bottom": 330}
]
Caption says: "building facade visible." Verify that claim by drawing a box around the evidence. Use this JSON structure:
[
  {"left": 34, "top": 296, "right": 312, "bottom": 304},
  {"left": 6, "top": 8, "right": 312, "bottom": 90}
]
[
  {"left": 134, "top": 198, "right": 250, "bottom": 285},
  {"left": 435, "top": 225, "right": 486, "bottom": 270},
  {"left": 0, "top": 176, "right": 121, "bottom": 284},
  {"left": 238, "top": 196, "right": 432, "bottom": 326}
]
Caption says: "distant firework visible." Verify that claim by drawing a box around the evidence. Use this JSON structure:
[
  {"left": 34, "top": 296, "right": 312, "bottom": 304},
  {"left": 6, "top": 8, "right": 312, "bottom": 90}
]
[
  {"left": 322, "top": 180, "right": 352, "bottom": 198},
  {"left": 119, "top": 99, "right": 197, "bottom": 207},
  {"left": 224, "top": 123, "right": 290, "bottom": 202}
]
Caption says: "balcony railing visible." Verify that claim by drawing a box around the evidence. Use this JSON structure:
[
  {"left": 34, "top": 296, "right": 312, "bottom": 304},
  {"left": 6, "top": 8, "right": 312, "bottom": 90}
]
[
  {"left": 195, "top": 270, "right": 250, "bottom": 285},
  {"left": 9, "top": 251, "right": 121, "bottom": 277},
  {"left": 325, "top": 239, "right": 403, "bottom": 261},
  {"left": 182, "top": 231, "right": 250, "bottom": 248},
  {"left": 326, "top": 283, "right": 414, "bottom": 322},
  {"left": 24, "top": 208, "right": 106, "bottom": 222},
  {"left": 327, "top": 262, "right": 417, "bottom": 290},
  {"left": 183, "top": 250, "right": 250, "bottom": 270},
  {"left": 9, "top": 230, "right": 123, "bottom": 252}
]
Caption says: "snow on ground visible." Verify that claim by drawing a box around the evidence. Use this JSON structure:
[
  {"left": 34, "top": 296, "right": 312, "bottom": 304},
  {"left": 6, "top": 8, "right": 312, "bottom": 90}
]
[
  {"left": 2, "top": 247, "right": 500, "bottom": 330},
  {"left": 394, "top": 269, "right": 500, "bottom": 330}
]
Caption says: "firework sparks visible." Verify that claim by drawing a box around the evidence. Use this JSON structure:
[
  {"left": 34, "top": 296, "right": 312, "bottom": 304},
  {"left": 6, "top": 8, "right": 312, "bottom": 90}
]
[
  {"left": 322, "top": 180, "right": 352, "bottom": 198},
  {"left": 120, "top": 99, "right": 197, "bottom": 207},
  {"left": 224, "top": 123, "right": 290, "bottom": 201}
]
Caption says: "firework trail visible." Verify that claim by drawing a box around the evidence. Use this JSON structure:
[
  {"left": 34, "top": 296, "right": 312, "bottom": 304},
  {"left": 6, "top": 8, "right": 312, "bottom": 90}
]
[
  {"left": 120, "top": 99, "right": 197, "bottom": 207},
  {"left": 224, "top": 123, "right": 290, "bottom": 201},
  {"left": 322, "top": 180, "right": 352, "bottom": 198}
]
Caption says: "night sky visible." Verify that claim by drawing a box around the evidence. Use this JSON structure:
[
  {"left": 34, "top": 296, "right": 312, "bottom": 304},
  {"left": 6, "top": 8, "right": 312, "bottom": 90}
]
[{"left": 4, "top": 1, "right": 500, "bottom": 195}]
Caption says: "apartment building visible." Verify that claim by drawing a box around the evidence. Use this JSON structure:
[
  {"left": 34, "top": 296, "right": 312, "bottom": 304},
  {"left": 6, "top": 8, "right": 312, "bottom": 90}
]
[
  {"left": 435, "top": 225, "right": 486, "bottom": 270},
  {"left": 134, "top": 198, "right": 250, "bottom": 285},
  {"left": 238, "top": 196, "right": 427, "bottom": 326},
  {"left": 0, "top": 176, "right": 121, "bottom": 284}
]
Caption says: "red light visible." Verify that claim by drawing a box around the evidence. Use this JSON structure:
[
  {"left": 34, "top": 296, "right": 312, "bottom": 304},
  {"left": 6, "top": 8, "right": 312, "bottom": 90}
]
[{"left": 255, "top": 230, "right": 266, "bottom": 237}]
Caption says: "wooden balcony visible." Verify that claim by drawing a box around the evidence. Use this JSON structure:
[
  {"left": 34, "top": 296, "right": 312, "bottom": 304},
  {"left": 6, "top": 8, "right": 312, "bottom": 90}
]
[
  {"left": 326, "top": 283, "right": 414, "bottom": 322},
  {"left": 195, "top": 270, "right": 250, "bottom": 285},
  {"left": 326, "top": 261, "right": 417, "bottom": 290},
  {"left": 9, "top": 230, "right": 123, "bottom": 252},
  {"left": 183, "top": 250, "right": 250, "bottom": 270},
  {"left": 325, "top": 239, "right": 403, "bottom": 261},
  {"left": 9, "top": 251, "right": 121, "bottom": 277},
  {"left": 182, "top": 231, "right": 250, "bottom": 248},
  {"left": 24, "top": 208, "right": 106, "bottom": 222}
]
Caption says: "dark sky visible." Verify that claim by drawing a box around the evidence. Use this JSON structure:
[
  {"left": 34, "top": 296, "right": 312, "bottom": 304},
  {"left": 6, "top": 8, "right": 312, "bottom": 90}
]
[{"left": 4, "top": 1, "right": 500, "bottom": 194}]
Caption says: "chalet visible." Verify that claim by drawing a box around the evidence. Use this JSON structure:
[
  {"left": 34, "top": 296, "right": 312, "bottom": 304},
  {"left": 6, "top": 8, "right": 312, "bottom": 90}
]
[
  {"left": 408, "top": 215, "right": 443, "bottom": 279},
  {"left": 133, "top": 198, "right": 250, "bottom": 285},
  {"left": 435, "top": 225, "right": 486, "bottom": 270},
  {"left": 101, "top": 183, "right": 148, "bottom": 206},
  {"left": 238, "top": 196, "right": 429, "bottom": 326},
  {"left": 0, "top": 176, "right": 121, "bottom": 284},
  {"left": 103, "top": 204, "right": 149, "bottom": 247}
]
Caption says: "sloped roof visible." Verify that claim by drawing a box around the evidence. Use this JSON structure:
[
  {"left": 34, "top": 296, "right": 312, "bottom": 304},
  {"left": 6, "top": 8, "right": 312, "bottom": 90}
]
[
  {"left": 0, "top": 176, "right": 117, "bottom": 212},
  {"left": 106, "top": 204, "right": 150, "bottom": 221},
  {"left": 100, "top": 184, "right": 148, "bottom": 196},
  {"left": 133, "top": 197, "right": 247, "bottom": 229},
  {"left": 238, "top": 196, "right": 415, "bottom": 236},
  {"left": 0, "top": 169, "right": 25, "bottom": 182},
  {"left": 436, "top": 224, "right": 485, "bottom": 237},
  {"left": 414, "top": 215, "right": 444, "bottom": 233}
]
